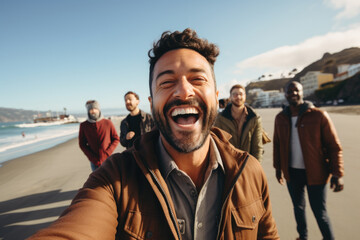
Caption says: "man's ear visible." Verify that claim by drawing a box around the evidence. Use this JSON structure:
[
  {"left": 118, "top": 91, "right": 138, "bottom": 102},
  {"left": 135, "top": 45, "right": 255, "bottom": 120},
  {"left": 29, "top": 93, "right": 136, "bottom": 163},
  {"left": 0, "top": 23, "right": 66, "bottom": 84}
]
[{"left": 148, "top": 96, "right": 152, "bottom": 110}]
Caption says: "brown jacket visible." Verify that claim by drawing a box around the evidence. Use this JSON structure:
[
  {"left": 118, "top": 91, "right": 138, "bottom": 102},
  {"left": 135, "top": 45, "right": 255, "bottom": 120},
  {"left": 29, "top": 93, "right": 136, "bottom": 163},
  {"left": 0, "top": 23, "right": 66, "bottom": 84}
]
[
  {"left": 273, "top": 101, "right": 344, "bottom": 185},
  {"left": 29, "top": 128, "right": 279, "bottom": 240}
]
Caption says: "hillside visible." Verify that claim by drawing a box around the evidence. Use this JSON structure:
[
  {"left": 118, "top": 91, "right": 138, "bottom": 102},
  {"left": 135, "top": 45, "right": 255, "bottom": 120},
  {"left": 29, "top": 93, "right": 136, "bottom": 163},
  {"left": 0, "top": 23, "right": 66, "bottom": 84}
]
[
  {"left": 293, "top": 47, "right": 360, "bottom": 82},
  {"left": 245, "top": 78, "right": 290, "bottom": 92},
  {"left": 0, "top": 107, "right": 47, "bottom": 123},
  {"left": 245, "top": 47, "right": 360, "bottom": 104}
]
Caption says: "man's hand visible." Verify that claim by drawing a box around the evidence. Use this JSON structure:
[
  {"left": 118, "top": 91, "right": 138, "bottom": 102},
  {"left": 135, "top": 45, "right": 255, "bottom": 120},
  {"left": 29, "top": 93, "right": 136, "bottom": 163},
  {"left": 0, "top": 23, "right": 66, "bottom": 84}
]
[
  {"left": 126, "top": 131, "right": 135, "bottom": 140},
  {"left": 276, "top": 170, "right": 284, "bottom": 185},
  {"left": 330, "top": 176, "right": 344, "bottom": 192}
]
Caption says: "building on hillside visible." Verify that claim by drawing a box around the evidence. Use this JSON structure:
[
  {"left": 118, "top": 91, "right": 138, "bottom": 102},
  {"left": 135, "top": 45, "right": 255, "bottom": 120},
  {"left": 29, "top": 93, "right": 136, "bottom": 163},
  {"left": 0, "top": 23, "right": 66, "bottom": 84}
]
[
  {"left": 299, "top": 71, "right": 333, "bottom": 97},
  {"left": 250, "top": 89, "right": 286, "bottom": 108},
  {"left": 334, "top": 63, "right": 360, "bottom": 82}
]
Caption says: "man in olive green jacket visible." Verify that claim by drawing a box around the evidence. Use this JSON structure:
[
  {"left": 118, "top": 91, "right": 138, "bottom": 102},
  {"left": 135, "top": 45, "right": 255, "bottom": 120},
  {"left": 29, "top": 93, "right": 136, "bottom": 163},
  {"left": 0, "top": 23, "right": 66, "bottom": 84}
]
[{"left": 214, "top": 84, "right": 263, "bottom": 162}]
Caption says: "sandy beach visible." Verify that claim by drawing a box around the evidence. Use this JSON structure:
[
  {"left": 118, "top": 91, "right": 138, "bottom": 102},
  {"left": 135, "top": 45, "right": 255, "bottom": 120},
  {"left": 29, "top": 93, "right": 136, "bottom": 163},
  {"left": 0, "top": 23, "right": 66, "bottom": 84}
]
[{"left": 0, "top": 108, "right": 359, "bottom": 239}]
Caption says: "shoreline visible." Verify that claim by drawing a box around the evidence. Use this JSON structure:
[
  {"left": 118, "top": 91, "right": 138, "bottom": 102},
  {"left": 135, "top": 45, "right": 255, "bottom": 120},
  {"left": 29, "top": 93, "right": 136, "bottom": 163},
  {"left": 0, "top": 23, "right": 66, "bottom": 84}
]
[
  {"left": 0, "top": 136, "right": 78, "bottom": 168},
  {"left": 0, "top": 116, "right": 125, "bottom": 167}
]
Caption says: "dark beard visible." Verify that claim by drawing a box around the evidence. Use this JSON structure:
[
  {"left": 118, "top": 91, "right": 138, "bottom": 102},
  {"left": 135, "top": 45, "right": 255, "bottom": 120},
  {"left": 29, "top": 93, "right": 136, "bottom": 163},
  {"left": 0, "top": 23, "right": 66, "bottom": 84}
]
[
  {"left": 88, "top": 112, "right": 100, "bottom": 121},
  {"left": 152, "top": 98, "right": 217, "bottom": 153},
  {"left": 126, "top": 104, "right": 136, "bottom": 112}
]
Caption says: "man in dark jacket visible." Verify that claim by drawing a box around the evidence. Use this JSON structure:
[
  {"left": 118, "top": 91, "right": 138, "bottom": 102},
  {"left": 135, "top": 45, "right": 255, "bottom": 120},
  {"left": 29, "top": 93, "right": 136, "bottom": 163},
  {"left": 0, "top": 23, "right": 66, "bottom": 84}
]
[
  {"left": 214, "top": 84, "right": 263, "bottom": 161},
  {"left": 120, "top": 91, "right": 154, "bottom": 149},
  {"left": 29, "top": 28, "right": 279, "bottom": 240},
  {"left": 273, "top": 81, "right": 344, "bottom": 240},
  {"left": 79, "top": 100, "right": 120, "bottom": 171}
]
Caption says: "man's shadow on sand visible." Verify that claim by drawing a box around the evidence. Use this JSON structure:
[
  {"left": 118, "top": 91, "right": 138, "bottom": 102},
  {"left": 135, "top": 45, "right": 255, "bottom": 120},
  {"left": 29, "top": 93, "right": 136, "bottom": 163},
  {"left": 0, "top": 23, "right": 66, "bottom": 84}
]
[{"left": 0, "top": 189, "right": 78, "bottom": 239}]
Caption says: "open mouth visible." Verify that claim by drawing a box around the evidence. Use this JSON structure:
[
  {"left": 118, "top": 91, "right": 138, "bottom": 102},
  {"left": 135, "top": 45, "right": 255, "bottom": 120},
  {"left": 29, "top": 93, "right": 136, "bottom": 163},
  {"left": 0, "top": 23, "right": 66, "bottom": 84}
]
[{"left": 171, "top": 107, "right": 200, "bottom": 125}]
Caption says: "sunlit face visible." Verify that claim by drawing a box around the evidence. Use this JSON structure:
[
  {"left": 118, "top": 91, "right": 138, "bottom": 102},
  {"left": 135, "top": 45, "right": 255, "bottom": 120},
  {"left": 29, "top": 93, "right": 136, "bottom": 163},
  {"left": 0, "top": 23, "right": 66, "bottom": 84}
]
[
  {"left": 89, "top": 108, "right": 100, "bottom": 120},
  {"left": 230, "top": 87, "right": 246, "bottom": 107},
  {"left": 149, "top": 49, "right": 219, "bottom": 153},
  {"left": 285, "top": 82, "right": 304, "bottom": 107},
  {"left": 125, "top": 93, "right": 139, "bottom": 112}
]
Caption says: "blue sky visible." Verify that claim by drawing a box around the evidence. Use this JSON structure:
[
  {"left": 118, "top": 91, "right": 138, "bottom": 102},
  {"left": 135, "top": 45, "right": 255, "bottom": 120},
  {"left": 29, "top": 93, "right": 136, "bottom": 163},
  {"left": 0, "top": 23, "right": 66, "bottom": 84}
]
[{"left": 1, "top": 0, "right": 360, "bottom": 115}]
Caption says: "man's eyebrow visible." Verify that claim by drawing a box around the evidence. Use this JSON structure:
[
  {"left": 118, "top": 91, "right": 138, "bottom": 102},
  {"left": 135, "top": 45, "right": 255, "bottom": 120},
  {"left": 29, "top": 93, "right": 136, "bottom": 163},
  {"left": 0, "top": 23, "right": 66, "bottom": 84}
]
[
  {"left": 155, "top": 68, "right": 208, "bottom": 81},
  {"left": 155, "top": 70, "right": 174, "bottom": 81},
  {"left": 189, "top": 68, "right": 206, "bottom": 74}
]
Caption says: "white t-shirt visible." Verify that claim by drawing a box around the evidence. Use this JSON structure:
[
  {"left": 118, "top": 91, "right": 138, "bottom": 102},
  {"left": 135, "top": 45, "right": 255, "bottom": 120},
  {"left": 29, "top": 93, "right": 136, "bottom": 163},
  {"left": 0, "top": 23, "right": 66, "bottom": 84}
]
[{"left": 290, "top": 116, "right": 305, "bottom": 169}]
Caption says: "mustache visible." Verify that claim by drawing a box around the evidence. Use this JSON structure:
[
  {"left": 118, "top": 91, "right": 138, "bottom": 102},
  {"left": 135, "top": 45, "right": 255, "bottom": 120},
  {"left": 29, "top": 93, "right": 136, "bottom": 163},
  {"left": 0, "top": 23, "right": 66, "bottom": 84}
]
[{"left": 163, "top": 98, "right": 205, "bottom": 115}]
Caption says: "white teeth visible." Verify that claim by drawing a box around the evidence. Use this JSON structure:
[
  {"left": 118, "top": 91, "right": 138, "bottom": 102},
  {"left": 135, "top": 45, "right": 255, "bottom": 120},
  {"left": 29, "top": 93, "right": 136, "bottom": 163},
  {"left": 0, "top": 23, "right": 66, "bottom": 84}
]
[{"left": 171, "top": 107, "right": 198, "bottom": 117}]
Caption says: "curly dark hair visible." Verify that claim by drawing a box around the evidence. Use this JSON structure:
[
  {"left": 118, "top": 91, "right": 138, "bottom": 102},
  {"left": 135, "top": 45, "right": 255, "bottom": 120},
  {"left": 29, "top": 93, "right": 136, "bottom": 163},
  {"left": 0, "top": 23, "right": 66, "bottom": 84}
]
[{"left": 148, "top": 28, "right": 220, "bottom": 96}]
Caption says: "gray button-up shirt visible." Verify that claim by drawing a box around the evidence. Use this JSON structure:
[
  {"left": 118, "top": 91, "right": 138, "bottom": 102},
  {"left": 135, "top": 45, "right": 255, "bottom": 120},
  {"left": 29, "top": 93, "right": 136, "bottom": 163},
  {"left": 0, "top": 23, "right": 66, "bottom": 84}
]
[{"left": 157, "top": 137, "right": 225, "bottom": 240}]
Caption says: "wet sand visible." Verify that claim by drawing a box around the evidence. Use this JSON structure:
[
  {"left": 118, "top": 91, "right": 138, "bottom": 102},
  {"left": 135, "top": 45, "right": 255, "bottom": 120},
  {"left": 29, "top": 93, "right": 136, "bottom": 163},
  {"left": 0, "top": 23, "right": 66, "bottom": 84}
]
[{"left": 0, "top": 109, "right": 359, "bottom": 239}]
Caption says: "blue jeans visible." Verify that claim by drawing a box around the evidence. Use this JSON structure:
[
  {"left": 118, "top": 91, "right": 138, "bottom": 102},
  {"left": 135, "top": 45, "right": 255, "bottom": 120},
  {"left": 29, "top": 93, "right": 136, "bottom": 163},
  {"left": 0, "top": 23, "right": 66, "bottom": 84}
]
[
  {"left": 287, "top": 168, "right": 334, "bottom": 240},
  {"left": 90, "top": 162, "right": 99, "bottom": 172}
]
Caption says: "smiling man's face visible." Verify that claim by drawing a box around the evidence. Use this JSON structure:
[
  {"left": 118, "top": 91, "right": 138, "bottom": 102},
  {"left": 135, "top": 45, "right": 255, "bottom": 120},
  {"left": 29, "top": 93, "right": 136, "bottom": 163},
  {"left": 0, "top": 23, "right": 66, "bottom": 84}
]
[
  {"left": 285, "top": 82, "right": 304, "bottom": 107},
  {"left": 149, "top": 48, "right": 218, "bottom": 153}
]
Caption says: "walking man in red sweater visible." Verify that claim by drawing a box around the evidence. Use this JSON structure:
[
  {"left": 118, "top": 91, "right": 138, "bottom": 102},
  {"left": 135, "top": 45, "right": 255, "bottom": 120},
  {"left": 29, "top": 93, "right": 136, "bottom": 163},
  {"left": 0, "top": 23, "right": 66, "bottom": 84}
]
[{"left": 79, "top": 100, "right": 120, "bottom": 171}]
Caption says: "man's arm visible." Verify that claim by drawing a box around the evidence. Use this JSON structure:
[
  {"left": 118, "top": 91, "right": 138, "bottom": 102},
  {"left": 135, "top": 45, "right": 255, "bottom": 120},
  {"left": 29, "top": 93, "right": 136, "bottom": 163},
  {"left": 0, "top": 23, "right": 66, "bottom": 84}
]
[
  {"left": 250, "top": 116, "right": 264, "bottom": 162},
  {"left": 104, "top": 121, "right": 120, "bottom": 156},
  {"left": 273, "top": 116, "right": 284, "bottom": 185},
  {"left": 321, "top": 111, "right": 344, "bottom": 191},
  {"left": 119, "top": 119, "right": 130, "bottom": 148},
  {"left": 28, "top": 158, "right": 120, "bottom": 239},
  {"left": 78, "top": 124, "right": 98, "bottom": 164}
]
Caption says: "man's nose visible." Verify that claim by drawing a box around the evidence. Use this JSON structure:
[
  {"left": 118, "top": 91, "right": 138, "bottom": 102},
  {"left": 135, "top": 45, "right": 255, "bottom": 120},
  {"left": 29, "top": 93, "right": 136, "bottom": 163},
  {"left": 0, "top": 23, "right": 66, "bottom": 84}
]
[{"left": 174, "top": 77, "right": 195, "bottom": 100}]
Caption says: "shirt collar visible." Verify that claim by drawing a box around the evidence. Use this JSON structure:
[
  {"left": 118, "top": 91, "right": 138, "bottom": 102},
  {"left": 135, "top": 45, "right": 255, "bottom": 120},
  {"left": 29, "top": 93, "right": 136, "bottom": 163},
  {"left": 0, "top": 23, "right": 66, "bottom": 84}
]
[{"left": 157, "top": 136, "right": 225, "bottom": 180}]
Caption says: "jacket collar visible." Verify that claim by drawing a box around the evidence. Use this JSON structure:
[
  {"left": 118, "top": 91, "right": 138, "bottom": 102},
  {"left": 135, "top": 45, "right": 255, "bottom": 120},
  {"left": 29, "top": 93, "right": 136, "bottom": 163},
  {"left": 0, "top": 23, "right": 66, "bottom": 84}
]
[
  {"left": 126, "top": 109, "right": 147, "bottom": 120},
  {"left": 282, "top": 100, "right": 315, "bottom": 127},
  {"left": 132, "top": 127, "right": 249, "bottom": 200},
  {"left": 221, "top": 103, "right": 257, "bottom": 120},
  {"left": 282, "top": 100, "right": 315, "bottom": 117}
]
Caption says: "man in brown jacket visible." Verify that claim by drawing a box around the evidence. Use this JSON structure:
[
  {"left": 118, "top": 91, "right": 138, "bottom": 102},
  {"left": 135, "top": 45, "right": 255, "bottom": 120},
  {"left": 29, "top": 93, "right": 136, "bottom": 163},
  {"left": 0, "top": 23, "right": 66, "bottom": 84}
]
[
  {"left": 273, "top": 81, "right": 344, "bottom": 240},
  {"left": 29, "top": 28, "right": 279, "bottom": 240}
]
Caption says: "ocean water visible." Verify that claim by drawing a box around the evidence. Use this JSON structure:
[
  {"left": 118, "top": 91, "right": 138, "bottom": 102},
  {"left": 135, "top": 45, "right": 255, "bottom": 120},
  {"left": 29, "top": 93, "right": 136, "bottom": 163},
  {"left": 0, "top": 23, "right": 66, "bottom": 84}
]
[{"left": 0, "top": 121, "right": 80, "bottom": 166}]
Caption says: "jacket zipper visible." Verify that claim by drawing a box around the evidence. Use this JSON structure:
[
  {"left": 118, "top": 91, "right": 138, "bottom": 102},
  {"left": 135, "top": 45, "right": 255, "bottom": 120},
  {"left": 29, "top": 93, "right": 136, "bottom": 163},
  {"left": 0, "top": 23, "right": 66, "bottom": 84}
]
[
  {"left": 147, "top": 168, "right": 182, "bottom": 240},
  {"left": 216, "top": 154, "right": 249, "bottom": 240},
  {"left": 133, "top": 151, "right": 181, "bottom": 239}
]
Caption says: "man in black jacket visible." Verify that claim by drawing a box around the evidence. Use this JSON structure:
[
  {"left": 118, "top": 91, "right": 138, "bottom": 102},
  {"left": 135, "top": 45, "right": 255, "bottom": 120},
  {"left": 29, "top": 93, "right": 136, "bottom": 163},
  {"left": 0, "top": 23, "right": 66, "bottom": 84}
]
[{"left": 120, "top": 91, "right": 154, "bottom": 149}]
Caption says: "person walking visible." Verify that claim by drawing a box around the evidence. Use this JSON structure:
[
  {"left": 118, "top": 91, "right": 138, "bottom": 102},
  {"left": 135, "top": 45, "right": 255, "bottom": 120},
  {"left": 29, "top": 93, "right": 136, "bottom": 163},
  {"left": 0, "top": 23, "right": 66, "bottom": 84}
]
[
  {"left": 214, "top": 84, "right": 264, "bottom": 161},
  {"left": 120, "top": 91, "right": 154, "bottom": 149},
  {"left": 78, "top": 100, "right": 120, "bottom": 171},
  {"left": 273, "top": 81, "right": 344, "bottom": 240}
]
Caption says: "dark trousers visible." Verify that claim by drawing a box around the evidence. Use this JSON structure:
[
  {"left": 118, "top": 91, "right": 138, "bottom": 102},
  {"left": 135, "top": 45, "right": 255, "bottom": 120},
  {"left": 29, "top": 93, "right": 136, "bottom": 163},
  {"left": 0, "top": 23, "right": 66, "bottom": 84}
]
[{"left": 287, "top": 168, "right": 334, "bottom": 240}]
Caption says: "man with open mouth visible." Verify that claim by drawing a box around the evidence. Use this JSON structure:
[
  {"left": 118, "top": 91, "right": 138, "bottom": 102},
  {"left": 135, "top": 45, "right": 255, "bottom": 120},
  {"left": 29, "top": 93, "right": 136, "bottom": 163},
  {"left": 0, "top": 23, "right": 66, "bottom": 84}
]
[{"left": 29, "top": 29, "right": 279, "bottom": 240}]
